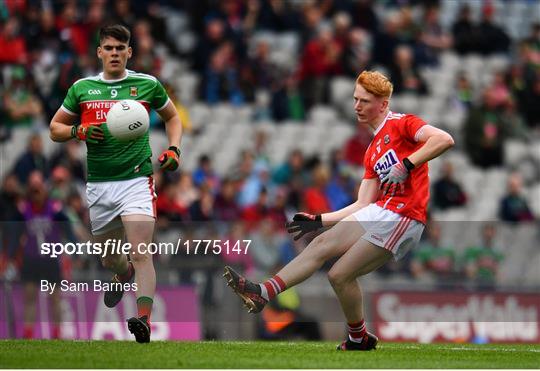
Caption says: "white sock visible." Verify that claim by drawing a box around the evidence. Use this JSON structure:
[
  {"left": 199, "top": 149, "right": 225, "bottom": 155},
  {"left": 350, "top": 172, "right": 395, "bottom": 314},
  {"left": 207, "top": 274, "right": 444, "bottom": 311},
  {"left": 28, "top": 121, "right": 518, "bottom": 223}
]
[
  {"left": 259, "top": 283, "right": 269, "bottom": 301},
  {"left": 349, "top": 334, "right": 363, "bottom": 343}
]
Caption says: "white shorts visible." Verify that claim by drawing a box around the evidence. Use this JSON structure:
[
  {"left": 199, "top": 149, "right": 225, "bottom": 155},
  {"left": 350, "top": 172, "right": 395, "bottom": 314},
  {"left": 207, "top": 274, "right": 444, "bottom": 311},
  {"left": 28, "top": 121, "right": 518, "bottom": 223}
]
[
  {"left": 86, "top": 176, "right": 156, "bottom": 235},
  {"left": 352, "top": 203, "right": 424, "bottom": 260}
]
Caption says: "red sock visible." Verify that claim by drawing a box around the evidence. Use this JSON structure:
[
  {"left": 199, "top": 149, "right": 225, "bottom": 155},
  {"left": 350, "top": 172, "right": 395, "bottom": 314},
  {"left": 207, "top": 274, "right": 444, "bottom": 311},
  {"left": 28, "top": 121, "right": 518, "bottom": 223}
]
[
  {"left": 137, "top": 296, "right": 153, "bottom": 321},
  {"left": 262, "top": 275, "right": 287, "bottom": 301},
  {"left": 118, "top": 261, "right": 134, "bottom": 282},
  {"left": 51, "top": 325, "right": 61, "bottom": 339},
  {"left": 23, "top": 324, "right": 34, "bottom": 339},
  {"left": 348, "top": 320, "right": 366, "bottom": 342}
]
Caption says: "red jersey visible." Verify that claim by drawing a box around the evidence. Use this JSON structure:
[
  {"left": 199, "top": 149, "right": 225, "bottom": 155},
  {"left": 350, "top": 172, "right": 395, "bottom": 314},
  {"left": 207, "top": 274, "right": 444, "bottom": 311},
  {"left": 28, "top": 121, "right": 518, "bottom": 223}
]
[{"left": 363, "top": 111, "right": 429, "bottom": 224}]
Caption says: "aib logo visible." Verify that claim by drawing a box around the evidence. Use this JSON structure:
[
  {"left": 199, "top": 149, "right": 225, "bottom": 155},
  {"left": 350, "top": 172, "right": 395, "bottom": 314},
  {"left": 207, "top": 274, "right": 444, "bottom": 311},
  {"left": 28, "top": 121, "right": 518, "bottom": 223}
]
[
  {"left": 128, "top": 121, "right": 143, "bottom": 130},
  {"left": 374, "top": 149, "right": 398, "bottom": 176}
]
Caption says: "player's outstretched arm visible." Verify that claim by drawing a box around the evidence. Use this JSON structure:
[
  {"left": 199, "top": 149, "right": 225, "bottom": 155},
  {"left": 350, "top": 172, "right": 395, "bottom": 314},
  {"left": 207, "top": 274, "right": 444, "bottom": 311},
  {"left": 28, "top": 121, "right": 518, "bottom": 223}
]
[
  {"left": 321, "top": 177, "right": 380, "bottom": 226},
  {"left": 157, "top": 101, "right": 183, "bottom": 171},
  {"left": 286, "top": 176, "right": 379, "bottom": 240},
  {"left": 406, "top": 125, "right": 454, "bottom": 167}
]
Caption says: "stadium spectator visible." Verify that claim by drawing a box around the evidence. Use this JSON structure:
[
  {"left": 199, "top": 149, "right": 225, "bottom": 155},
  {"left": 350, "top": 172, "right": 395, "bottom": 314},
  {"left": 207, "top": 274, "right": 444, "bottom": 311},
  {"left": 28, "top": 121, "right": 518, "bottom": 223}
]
[
  {"left": 192, "top": 154, "right": 220, "bottom": 192},
  {"left": 2, "top": 66, "right": 44, "bottom": 128},
  {"left": 238, "top": 158, "right": 272, "bottom": 208},
  {"left": 344, "top": 123, "right": 372, "bottom": 166},
  {"left": 190, "top": 184, "right": 215, "bottom": 221},
  {"left": 326, "top": 149, "right": 356, "bottom": 210},
  {"left": 410, "top": 221, "right": 456, "bottom": 281},
  {"left": 452, "top": 73, "right": 474, "bottom": 111},
  {"left": 298, "top": 24, "right": 343, "bottom": 108},
  {"left": 55, "top": 1, "right": 91, "bottom": 57},
  {"left": 451, "top": 4, "right": 478, "bottom": 55},
  {"left": 272, "top": 149, "right": 306, "bottom": 185},
  {"left": 242, "top": 187, "right": 272, "bottom": 230},
  {"left": 201, "top": 41, "right": 245, "bottom": 105},
  {"left": 521, "top": 73, "right": 540, "bottom": 129},
  {"left": 463, "top": 89, "right": 510, "bottom": 168},
  {"left": 249, "top": 216, "right": 285, "bottom": 278},
  {"left": 214, "top": 178, "right": 242, "bottom": 221},
  {"left": 463, "top": 223, "right": 505, "bottom": 288},
  {"left": 389, "top": 45, "right": 428, "bottom": 95},
  {"left": 341, "top": 27, "right": 373, "bottom": 77},
  {"left": 432, "top": 161, "right": 467, "bottom": 210},
  {"left": 131, "top": 20, "right": 161, "bottom": 76},
  {"left": 0, "top": 174, "right": 24, "bottom": 273},
  {"left": 193, "top": 17, "right": 229, "bottom": 73},
  {"left": 111, "top": 0, "right": 138, "bottom": 30},
  {"left": 350, "top": 0, "right": 378, "bottom": 33},
  {"left": 0, "top": 17, "right": 27, "bottom": 64},
  {"left": 303, "top": 165, "right": 332, "bottom": 215},
  {"left": 373, "top": 12, "right": 401, "bottom": 67},
  {"left": 221, "top": 221, "right": 255, "bottom": 275},
  {"left": 499, "top": 172, "right": 535, "bottom": 222},
  {"left": 250, "top": 0, "right": 300, "bottom": 32},
  {"left": 12, "top": 133, "right": 49, "bottom": 184},
  {"left": 176, "top": 172, "right": 200, "bottom": 212},
  {"left": 49, "top": 165, "right": 78, "bottom": 203},
  {"left": 415, "top": 6, "right": 452, "bottom": 66},
  {"left": 476, "top": 2, "right": 511, "bottom": 55},
  {"left": 156, "top": 177, "right": 187, "bottom": 223},
  {"left": 18, "top": 171, "right": 74, "bottom": 339},
  {"left": 50, "top": 140, "right": 85, "bottom": 184}
]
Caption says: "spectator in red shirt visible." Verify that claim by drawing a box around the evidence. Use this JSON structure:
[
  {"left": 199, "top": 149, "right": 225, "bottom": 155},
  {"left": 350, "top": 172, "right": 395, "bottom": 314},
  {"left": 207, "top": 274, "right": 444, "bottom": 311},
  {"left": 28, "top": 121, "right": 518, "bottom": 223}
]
[
  {"left": 0, "top": 17, "right": 27, "bottom": 64},
  {"left": 303, "top": 165, "right": 331, "bottom": 214},
  {"left": 344, "top": 123, "right": 373, "bottom": 166}
]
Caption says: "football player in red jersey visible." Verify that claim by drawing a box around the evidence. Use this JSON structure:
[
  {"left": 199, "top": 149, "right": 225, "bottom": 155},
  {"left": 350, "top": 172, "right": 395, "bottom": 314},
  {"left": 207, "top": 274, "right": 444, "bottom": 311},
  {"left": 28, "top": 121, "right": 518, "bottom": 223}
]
[{"left": 224, "top": 71, "right": 454, "bottom": 350}]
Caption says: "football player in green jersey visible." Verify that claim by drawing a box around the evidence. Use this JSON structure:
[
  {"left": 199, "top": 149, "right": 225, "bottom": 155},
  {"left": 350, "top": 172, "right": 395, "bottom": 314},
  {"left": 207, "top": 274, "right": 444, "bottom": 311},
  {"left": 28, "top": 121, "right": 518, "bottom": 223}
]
[{"left": 49, "top": 25, "right": 182, "bottom": 343}]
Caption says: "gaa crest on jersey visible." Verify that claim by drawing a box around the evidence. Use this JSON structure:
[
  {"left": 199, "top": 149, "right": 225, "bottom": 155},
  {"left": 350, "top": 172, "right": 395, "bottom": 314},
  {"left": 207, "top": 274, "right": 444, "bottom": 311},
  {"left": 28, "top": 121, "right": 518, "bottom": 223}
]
[
  {"left": 130, "top": 86, "right": 138, "bottom": 97},
  {"left": 374, "top": 148, "right": 399, "bottom": 176},
  {"left": 384, "top": 134, "right": 390, "bottom": 144}
]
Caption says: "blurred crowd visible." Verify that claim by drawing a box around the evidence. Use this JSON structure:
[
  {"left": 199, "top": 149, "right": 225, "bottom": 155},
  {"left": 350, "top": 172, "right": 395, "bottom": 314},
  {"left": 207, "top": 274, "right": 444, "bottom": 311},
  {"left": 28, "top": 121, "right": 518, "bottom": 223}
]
[{"left": 0, "top": 0, "right": 539, "bottom": 294}]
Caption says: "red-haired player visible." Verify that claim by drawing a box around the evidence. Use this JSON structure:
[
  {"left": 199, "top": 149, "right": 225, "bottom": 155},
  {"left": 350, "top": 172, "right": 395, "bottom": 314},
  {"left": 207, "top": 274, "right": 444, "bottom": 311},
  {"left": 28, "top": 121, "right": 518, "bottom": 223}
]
[{"left": 224, "top": 70, "right": 454, "bottom": 350}]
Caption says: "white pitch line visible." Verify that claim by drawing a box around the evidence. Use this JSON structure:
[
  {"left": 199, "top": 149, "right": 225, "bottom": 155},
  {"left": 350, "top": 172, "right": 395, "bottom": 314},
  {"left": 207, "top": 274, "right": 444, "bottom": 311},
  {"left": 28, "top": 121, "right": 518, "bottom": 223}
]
[{"left": 379, "top": 344, "right": 540, "bottom": 353}]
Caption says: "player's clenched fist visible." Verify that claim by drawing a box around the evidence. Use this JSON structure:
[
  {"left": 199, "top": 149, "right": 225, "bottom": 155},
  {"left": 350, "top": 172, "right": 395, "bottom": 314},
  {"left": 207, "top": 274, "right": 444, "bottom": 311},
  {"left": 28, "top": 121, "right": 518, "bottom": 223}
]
[
  {"left": 158, "top": 146, "right": 181, "bottom": 171},
  {"left": 286, "top": 212, "right": 323, "bottom": 241},
  {"left": 72, "top": 122, "right": 105, "bottom": 144},
  {"left": 380, "top": 159, "right": 414, "bottom": 196}
]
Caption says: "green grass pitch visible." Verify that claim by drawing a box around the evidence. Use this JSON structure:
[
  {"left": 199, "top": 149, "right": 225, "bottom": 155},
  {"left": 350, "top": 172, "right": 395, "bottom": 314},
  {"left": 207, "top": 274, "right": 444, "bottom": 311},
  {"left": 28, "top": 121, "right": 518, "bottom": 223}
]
[{"left": 1, "top": 340, "right": 539, "bottom": 368}]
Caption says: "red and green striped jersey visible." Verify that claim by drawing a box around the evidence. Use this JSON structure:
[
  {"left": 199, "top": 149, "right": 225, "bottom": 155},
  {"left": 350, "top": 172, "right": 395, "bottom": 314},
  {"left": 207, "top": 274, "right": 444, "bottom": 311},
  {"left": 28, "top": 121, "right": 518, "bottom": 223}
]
[{"left": 61, "top": 70, "right": 169, "bottom": 182}]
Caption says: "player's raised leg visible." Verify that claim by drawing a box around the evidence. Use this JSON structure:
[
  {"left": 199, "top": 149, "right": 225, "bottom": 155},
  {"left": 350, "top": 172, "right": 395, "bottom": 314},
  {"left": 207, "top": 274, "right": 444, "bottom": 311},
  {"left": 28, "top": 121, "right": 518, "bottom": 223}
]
[
  {"left": 224, "top": 215, "right": 364, "bottom": 313},
  {"left": 122, "top": 214, "right": 155, "bottom": 343},
  {"left": 96, "top": 227, "right": 134, "bottom": 308},
  {"left": 328, "top": 239, "right": 392, "bottom": 351}
]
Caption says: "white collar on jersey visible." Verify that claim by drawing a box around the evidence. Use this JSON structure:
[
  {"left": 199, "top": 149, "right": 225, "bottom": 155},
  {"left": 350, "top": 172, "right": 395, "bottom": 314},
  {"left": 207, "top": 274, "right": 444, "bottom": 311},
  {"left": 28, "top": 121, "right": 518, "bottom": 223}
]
[
  {"left": 373, "top": 110, "right": 392, "bottom": 136},
  {"left": 99, "top": 70, "right": 129, "bottom": 82}
]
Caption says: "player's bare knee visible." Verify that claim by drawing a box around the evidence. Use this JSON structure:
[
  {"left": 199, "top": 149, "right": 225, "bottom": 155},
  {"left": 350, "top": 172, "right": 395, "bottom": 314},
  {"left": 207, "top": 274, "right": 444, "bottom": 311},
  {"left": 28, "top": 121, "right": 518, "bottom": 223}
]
[
  {"left": 327, "top": 269, "right": 348, "bottom": 288},
  {"left": 309, "top": 233, "right": 334, "bottom": 259},
  {"left": 130, "top": 252, "right": 151, "bottom": 265}
]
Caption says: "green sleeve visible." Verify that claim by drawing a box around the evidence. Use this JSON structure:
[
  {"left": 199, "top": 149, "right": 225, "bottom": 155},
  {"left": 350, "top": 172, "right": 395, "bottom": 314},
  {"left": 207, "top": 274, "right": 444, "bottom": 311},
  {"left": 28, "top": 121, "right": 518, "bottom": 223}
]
[
  {"left": 151, "top": 80, "right": 170, "bottom": 111},
  {"left": 61, "top": 84, "right": 80, "bottom": 115},
  {"left": 412, "top": 247, "right": 429, "bottom": 263},
  {"left": 463, "top": 247, "right": 478, "bottom": 263}
]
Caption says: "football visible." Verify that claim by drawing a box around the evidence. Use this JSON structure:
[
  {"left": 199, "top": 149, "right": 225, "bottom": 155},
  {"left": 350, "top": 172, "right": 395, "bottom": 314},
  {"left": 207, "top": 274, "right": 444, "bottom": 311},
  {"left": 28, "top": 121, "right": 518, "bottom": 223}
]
[{"left": 106, "top": 100, "right": 150, "bottom": 141}]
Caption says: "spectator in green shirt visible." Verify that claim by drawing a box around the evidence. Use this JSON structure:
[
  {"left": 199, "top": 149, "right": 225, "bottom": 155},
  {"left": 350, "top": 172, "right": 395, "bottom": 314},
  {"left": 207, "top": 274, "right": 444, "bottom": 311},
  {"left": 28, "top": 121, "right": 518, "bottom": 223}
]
[
  {"left": 463, "top": 223, "right": 504, "bottom": 287},
  {"left": 410, "top": 221, "right": 456, "bottom": 280}
]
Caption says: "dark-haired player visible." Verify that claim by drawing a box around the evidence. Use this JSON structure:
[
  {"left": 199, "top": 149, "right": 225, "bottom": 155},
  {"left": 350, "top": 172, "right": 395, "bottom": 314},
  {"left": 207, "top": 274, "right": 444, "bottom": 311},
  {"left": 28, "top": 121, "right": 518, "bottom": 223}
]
[{"left": 50, "top": 25, "right": 183, "bottom": 343}]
